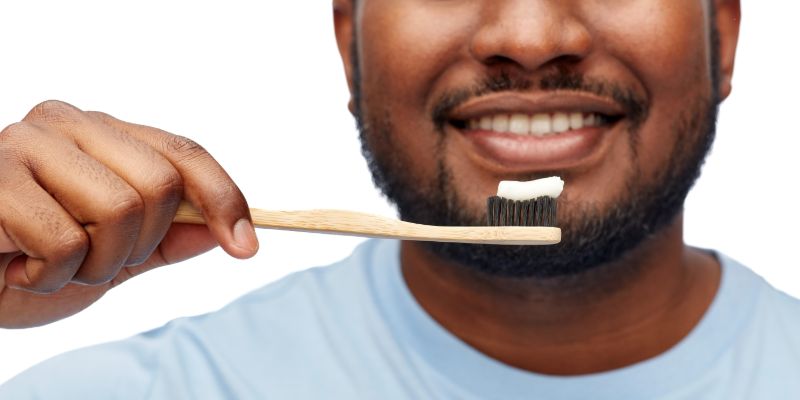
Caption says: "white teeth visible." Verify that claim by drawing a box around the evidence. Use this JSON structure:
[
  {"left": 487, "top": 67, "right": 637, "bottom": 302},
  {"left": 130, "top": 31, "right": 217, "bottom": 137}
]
[
  {"left": 552, "top": 113, "right": 570, "bottom": 133},
  {"left": 584, "top": 113, "right": 596, "bottom": 127},
  {"left": 530, "top": 114, "right": 552, "bottom": 135},
  {"left": 509, "top": 114, "right": 530, "bottom": 134},
  {"left": 466, "top": 112, "right": 605, "bottom": 135},
  {"left": 479, "top": 116, "right": 493, "bottom": 130},
  {"left": 492, "top": 114, "right": 510, "bottom": 132},
  {"left": 569, "top": 112, "right": 584, "bottom": 130}
]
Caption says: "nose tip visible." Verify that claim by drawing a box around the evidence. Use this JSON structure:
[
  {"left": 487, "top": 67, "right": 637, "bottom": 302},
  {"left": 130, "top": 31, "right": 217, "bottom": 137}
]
[{"left": 469, "top": 1, "right": 593, "bottom": 72}]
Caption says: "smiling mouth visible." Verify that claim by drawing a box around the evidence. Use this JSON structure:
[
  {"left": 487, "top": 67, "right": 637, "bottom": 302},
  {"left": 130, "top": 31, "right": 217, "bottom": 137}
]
[
  {"left": 451, "top": 112, "right": 619, "bottom": 137},
  {"left": 442, "top": 93, "right": 628, "bottom": 170}
]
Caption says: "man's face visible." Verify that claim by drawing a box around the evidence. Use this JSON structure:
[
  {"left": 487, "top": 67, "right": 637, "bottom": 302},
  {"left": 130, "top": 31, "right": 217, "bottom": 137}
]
[{"left": 337, "top": 0, "right": 739, "bottom": 278}]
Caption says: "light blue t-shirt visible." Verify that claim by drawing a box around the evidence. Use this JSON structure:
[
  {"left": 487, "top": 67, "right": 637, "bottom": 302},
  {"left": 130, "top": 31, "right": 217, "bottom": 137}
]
[{"left": 3, "top": 239, "right": 800, "bottom": 399}]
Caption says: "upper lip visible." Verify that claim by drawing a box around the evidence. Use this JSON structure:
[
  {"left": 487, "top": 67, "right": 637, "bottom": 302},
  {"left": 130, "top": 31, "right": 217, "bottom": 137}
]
[{"left": 446, "top": 91, "right": 627, "bottom": 122}]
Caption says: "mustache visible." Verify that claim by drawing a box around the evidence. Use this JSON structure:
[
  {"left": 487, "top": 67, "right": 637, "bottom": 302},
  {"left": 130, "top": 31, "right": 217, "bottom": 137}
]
[{"left": 431, "top": 71, "right": 649, "bottom": 131}]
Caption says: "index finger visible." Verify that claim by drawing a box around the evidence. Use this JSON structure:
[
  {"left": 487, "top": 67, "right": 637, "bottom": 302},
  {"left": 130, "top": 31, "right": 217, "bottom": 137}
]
[{"left": 87, "top": 112, "right": 259, "bottom": 259}]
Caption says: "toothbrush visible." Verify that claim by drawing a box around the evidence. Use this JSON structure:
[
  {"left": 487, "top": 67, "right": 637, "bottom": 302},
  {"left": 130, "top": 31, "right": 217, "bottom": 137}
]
[{"left": 173, "top": 177, "right": 563, "bottom": 246}]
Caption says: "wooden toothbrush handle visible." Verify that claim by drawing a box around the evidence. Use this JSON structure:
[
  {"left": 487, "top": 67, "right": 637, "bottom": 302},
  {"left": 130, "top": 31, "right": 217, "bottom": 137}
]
[
  {"left": 173, "top": 201, "right": 560, "bottom": 245},
  {"left": 174, "top": 201, "right": 405, "bottom": 234}
]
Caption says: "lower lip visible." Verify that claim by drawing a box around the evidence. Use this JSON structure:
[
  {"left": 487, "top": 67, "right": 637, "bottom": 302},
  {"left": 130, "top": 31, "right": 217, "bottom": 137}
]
[{"left": 459, "top": 126, "right": 609, "bottom": 170}]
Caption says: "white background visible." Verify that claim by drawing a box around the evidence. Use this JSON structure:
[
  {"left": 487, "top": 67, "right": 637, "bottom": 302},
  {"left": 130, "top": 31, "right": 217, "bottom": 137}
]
[{"left": 0, "top": 0, "right": 797, "bottom": 383}]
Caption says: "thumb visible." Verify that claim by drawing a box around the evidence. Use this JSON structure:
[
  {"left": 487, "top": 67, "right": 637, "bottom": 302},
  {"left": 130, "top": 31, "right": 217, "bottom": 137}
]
[
  {"left": 87, "top": 113, "right": 259, "bottom": 259},
  {"left": 119, "top": 223, "right": 221, "bottom": 282},
  {"left": 149, "top": 223, "right": 222, "bottom": 267}
]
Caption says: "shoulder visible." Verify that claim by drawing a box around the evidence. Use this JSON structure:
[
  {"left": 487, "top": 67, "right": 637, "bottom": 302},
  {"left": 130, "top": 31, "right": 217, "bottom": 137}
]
[
  {"left": 719, "top": 252, "right": 800, "bottom": 317},
  {"left": 0, "top": 329, "right": 161, "bottom": 399},
  {"left": 712, "top": 253, "right": 800, "bottom": 392}
]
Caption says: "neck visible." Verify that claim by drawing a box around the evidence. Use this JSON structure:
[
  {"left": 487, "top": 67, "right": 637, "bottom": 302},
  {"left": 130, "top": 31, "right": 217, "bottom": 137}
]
[{"left": 400, "top": 214, "right": 721, "bottom": 375}]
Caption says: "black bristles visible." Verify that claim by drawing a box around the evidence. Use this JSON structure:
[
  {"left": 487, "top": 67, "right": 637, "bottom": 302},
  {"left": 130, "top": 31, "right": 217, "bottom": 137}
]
[{"left": 486, "top": 196, "right": 558, "bottom": 227}]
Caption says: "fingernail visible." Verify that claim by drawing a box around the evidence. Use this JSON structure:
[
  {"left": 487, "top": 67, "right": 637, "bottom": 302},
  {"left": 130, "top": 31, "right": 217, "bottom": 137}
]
[{"left": 233, "top": 218, "right": 259, "bottom": 253}]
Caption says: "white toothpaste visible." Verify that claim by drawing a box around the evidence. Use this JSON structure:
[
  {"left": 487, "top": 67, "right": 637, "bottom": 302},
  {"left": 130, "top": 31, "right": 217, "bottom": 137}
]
[{"left": 497, "top": 177, "right": 564, "bottom": 200}]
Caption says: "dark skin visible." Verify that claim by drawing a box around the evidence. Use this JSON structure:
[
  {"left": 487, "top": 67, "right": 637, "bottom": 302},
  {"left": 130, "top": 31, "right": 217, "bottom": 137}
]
[
  {"left": 0, "top": 0, "right": 739, "bottom": 378},
  {"left": 0, "top": 104, "right": 259, "bottom": 328},
  {"left": 403, "top": 221, "right": 720, "bottom": 374},
  {"left": 334, "top": 0, "right": 740, "bottom": 375}
]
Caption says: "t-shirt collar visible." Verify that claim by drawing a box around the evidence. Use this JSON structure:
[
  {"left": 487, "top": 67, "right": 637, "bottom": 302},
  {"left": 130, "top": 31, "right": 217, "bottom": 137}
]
[{"left": 370, "top": 239, "right": 761, "bottom": 400}]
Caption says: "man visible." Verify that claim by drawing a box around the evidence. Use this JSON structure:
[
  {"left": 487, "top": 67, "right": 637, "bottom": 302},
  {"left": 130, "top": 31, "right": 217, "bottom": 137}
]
[{"left": 1, "top": 0, "right": 798, "bottom": 398}]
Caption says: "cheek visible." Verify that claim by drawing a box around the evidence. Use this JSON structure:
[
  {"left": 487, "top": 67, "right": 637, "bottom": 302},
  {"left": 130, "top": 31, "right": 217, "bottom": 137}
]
[
  {"left": 592, "top": 1, "right": 712, "bottom": 177},
  {"left": 359, "top": 1, "right": 478, "bottom": 101},
  {"left": 593, "top": 1, "right": 710, "bottom": 96},
  {"left": 358, "top": 1, "right": 479, "bottom": 184}
]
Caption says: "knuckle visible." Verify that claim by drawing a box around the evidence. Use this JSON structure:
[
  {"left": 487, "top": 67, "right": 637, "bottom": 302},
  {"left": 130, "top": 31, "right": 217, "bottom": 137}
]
[
  {"left": 42, "top": 229, "right": 91, "bottom": 282},
  {"left": 214, "top": 181, "right": 239, "bottom": 200},
  {"left": 163, "top": 135, "right": 207, "bottom": 161},
  {"left": 0, "top": 122, "right": 49, "bottom": 169},
  {"left": 56, "top": 228, "right": 91, "bottom": 261},
  {"left": 85, "top": 111, "right": 125, "bottom": 132},
  {"left": 107, "top": 191, "right": 145, "bottom": 223},
  {"left": 148, "top": 170, "right": 184, "bottom": 202},
  {"left": 85, "top": 110, "right": 114, "bottom": 122},
  {"left": 0, "top": 121, "right": 36, "bottom": 144},
  {"left": 23, "top": 100, "right": 81, "bottom": 125}
]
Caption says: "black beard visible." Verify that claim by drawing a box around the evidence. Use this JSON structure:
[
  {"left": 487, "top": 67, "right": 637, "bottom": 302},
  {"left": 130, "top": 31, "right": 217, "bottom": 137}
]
[{"left": 350, "top": 31, "right": 720, "bottom": 280}]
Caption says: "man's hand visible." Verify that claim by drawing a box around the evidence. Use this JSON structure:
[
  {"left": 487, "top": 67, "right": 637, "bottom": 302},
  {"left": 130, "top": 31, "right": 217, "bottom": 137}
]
[{"left": 0, "top": 100, "right": 259, "bottom": 328}]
